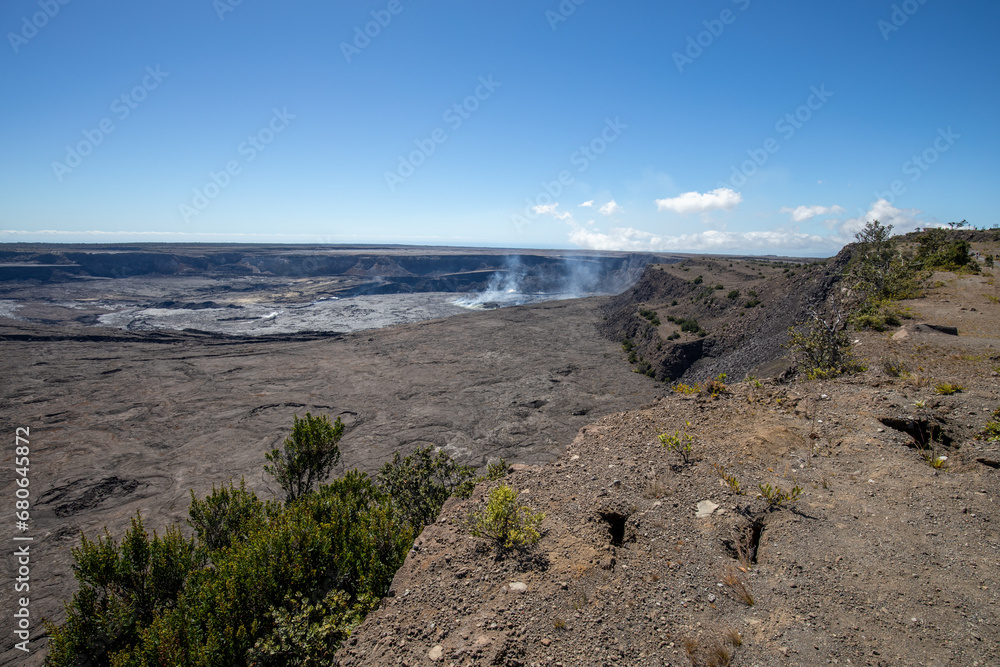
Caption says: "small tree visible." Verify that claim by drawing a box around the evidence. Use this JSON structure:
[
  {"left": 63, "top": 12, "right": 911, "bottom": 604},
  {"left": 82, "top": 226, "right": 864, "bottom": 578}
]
[{"left": 265, "top": 413, "right": 344, "bottom": 503}]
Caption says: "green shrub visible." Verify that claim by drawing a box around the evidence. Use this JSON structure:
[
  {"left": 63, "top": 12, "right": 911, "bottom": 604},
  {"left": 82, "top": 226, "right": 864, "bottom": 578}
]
[
  {"left": 982, "top": 409, "right": 1000, "bottom": 442},
  {"left": 785, "top": 310, "right": 862, "bottom": 380},
  {"left": 679, "top": 318, "right": 701, "bottom": 334},
  {"left": 638, "top": 308, "right": 660, "bottom": 326},
  {"left": 468, "top": 485, "right": 544, "bottom": 552},
  {"left": 934, "top": 382, "right": 963, "bottom": 395},
  {"left": 487, "top": 458, "right": 510, "bottom": 480},
  {"left": 914, "top": 228, "right": 979, "bottom": 273},
  {"left": 757, "top": 483, "right": 802, "bottom": 507},
  {"left": 265, "top": 413, "right": 344, "bottom": 503},
  {"left": 727, "top": 290, "right": 740, "bottom": 300},
  {"left": 45, "top": 514, "right": 198, "bottom": 667},
  {"left": 659, "top": 427, "right": 695, "bottom": 465},
  {"left": 47, "top": 413, "right": 434, "bottom": 667},
  {"left": 103, "top": 473, "right": 415, "bottom": 667},
  {"left": 188, "top": 478, "right": 272, "bottom": 559},
  {"left": 246, "top": 590, "right": 356, "bottom": 667},
  {"left": 376, "top": 445, "right": 477, "bottom": 530}
]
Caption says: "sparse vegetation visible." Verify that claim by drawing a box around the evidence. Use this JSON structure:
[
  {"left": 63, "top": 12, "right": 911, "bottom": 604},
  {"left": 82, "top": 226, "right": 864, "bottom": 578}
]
[
  {"left": 913, "top": 227, "right": 979, "bottom": 273},
  {"left": 843, "top": 219, "right": 920, "bottom": 330},
  {"left": 881, "top": 356, "right": 910, "bottom": 378},
  {"left": 712, "top": 464, "right": 744, "bottom": 496},
  {"left": 638, "top": 308, "right": 660, "bottom": 326},
  {"left": 757, "top": 483, "right": 803, "bottom": 507},
  {"left": 934, "top": 382, "right": 963, "bottom": 395},
  {"left": 702, "top": 373, "right": 728, "bottom": 398},
  {"left": 660, "top": 427, "right": 695, "bottom": 465},
  {"left": 468, "top": 484, "right": 545, "bottom": 553},
  {"left": 486, "top": 457, "right": 510, "bottom": 480},
  {"left": 980, "top": 408, "right": 1000, "bottom": 442},
  {"left": 721, "top": 567, "right": 754, "bottom": 606}
]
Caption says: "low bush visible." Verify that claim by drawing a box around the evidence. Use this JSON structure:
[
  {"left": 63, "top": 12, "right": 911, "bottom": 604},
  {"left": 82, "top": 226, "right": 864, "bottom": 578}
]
[
  {"left": 468, "top": 484, "right": 545, "bottom": 553},
  {"left": 757, "top": 483, "right": 802, "bottom": 508},
  {"left": 785, "top": 310, "right": 863, "bottom": 380},
  {"left": 660, "top": 427, "right": 695, "bottom": 465}
]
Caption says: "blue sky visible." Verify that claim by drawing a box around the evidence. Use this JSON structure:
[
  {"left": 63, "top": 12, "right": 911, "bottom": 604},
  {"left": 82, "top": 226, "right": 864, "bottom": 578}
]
[{"left": 1, "top": 0, "right": 997, "bottom": 255}]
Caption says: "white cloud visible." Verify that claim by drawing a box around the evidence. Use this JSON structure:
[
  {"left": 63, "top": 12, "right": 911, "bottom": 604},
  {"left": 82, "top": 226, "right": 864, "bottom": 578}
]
[
  {"left": 531, "top": 203, "right": 573, "bottom": 221},
  {"left": 780, "top": 204, "right": 845, "bottom": 222},
  {"left": 579, "top": 200, "right": 594, "bottom": 208},
  {"left": 567, "top": 223, "right": 834, "bottom": 254},
  {"left": 836, "top": 199, "right": 926, "bottom": 239},
  {"left": 655, "top": 188, "right": 742, "bottom": 214},
  {"left": 562, "top": 197, "right": 934, "bottom": 255},
  {"left": 598, "top": 200, "right": 621, "bottom": 216}
]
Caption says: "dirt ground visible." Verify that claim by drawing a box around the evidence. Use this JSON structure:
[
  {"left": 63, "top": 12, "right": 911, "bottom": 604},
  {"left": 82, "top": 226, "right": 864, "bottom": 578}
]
[{"left": 338, "top": 261, "right": 1000, "bottom": 666}]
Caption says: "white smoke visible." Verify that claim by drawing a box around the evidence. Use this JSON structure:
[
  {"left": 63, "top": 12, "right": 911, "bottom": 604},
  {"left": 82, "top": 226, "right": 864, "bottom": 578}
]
[{"left": 453, "top": 255, "right": 633, "bottom": 310}]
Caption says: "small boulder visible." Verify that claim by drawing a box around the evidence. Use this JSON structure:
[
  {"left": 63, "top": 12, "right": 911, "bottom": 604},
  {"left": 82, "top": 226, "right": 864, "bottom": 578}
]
[{"left": 696, "top": 500, "right": 719, "bottom": 518}]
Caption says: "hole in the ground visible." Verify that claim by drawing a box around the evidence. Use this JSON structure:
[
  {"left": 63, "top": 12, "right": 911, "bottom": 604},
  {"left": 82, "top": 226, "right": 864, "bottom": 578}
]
[
  {"left": 976, "top": 458, "right": 1000, "bottom": 469},
  {"left": 723, "top": 517, "right": 766, "bottom": 566},
  {"left": 599, "top": 512, "right": 628, "bottom": 547},
  {"left": 879, "top": 417, "right": 953, "bottom": 448}
]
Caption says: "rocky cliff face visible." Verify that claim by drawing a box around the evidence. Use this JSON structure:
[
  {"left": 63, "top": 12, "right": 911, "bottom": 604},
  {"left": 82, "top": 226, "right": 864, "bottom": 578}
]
[
  {"left": 0, "top": 244, "right": 657, "bottom": 298},
  {"left": 598, "top": 250, "right": 851, "bottom": 383}
]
